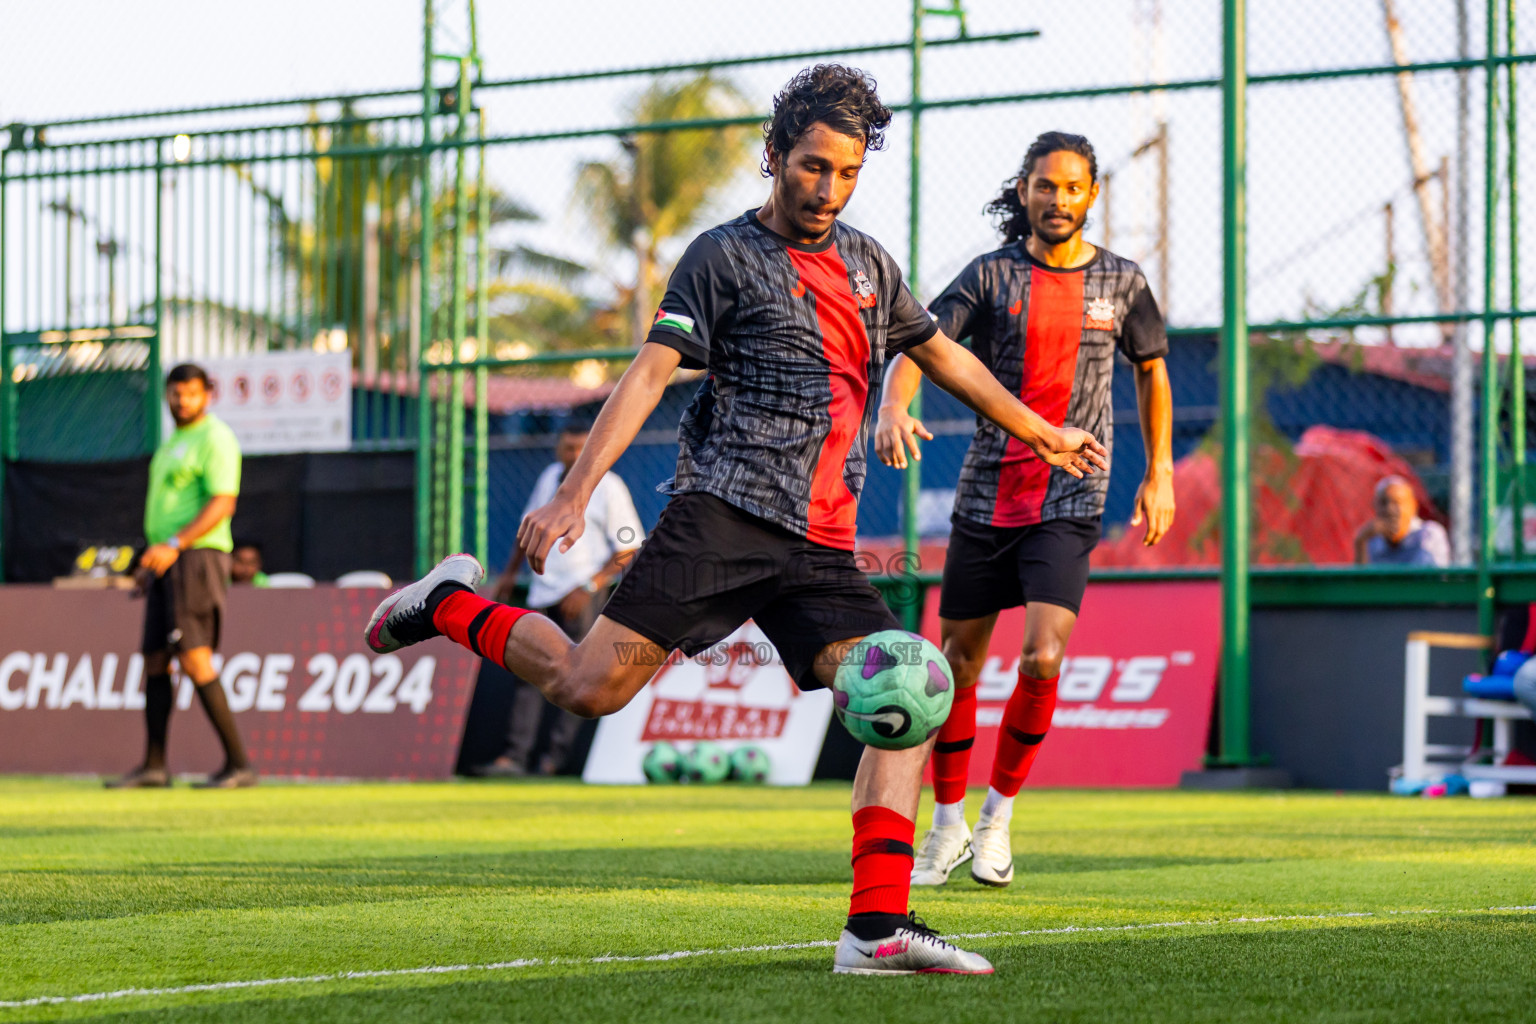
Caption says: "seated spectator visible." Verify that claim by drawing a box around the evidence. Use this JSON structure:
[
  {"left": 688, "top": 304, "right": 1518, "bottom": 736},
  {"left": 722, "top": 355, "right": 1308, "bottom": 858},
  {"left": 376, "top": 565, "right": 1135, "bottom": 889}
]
[
  {"left": 1354, "top": 476, "right": 1450, "bottom": 567},
  {"left": 231, "top": 541, "right": 269, "bottom": 587}
]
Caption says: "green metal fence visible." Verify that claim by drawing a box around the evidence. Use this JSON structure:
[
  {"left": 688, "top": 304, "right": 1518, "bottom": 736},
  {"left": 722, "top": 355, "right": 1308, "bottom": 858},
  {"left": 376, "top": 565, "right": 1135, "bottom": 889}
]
[{"left": 2, "top": 0, "right": 1535, "bottom": 768}]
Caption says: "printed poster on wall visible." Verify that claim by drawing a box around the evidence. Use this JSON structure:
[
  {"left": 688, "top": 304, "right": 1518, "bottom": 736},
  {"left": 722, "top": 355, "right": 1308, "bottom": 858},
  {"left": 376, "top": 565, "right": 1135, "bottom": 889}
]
[
  {"left": 583, "top": 621, "right": 834, "bottom": 786},
  {"left": 922, "top": 579, "right": 1222, "bottom": 788},
  {"left": 165, "top": 350, "right": 351, "bottom": 453},
  {"left": 0, "top": 586, "right": 478, "bottom": 780}
]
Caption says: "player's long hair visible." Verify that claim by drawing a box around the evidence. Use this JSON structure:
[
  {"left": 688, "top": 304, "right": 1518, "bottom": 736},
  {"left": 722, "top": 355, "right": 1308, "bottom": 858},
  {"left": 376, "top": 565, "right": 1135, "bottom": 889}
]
[
  {"left": 985, "top": 132, "right": 1099, "bottom": 244},
  {"left": 762, "top": 65, "right": 892, "bottom": 176}
]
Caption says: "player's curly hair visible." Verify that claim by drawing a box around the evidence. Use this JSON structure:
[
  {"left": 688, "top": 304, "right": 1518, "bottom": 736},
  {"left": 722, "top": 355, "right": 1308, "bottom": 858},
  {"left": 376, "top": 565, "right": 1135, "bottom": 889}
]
[
  {"left": 985, "top": 131, "right": 1099, "bottom": 244},
  {"left": 761, "top": 64, "right": 892, "bottom": 176}
]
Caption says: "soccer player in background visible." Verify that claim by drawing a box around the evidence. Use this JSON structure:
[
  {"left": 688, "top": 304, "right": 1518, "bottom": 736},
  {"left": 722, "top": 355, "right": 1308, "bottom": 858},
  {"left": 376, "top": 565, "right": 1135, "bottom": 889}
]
[
  {"left": 875, "top": 132, "right": 1175, "bottom": 887},
  {"left": 367, "top": 67, "right": 1106, "bottom": 974},
  {"left": 109, "top": 363, "right": 255, "bottom": 789}
]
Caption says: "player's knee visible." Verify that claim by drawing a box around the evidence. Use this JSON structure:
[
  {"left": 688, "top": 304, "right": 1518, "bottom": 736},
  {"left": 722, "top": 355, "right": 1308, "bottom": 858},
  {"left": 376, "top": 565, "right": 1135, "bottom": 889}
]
[
  {"left": 549, "top": 673, "right": 622, "bottom": 719},
  {"left": 941, "top": 645, "right": 986, "bottom": 688},
  {"left": 1019, "top": 640, "right": 1064, "bottom": 680}
]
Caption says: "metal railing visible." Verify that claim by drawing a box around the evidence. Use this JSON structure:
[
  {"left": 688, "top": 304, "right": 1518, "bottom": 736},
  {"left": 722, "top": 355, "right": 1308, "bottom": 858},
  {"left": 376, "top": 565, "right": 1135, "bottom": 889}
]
[{"left": 1, "top": 0, "right": 1533, "bottom": 769}]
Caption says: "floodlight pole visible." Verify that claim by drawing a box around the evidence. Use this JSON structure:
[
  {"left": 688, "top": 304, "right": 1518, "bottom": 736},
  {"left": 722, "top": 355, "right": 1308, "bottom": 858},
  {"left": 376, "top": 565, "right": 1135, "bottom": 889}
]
[{"left": 1218, "top": 0, "right": 1252, "bottom": 764}]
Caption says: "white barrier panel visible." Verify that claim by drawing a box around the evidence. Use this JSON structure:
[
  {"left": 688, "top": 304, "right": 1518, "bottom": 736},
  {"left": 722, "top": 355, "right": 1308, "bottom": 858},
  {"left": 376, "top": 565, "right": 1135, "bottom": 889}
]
[{"left": 583, "top": 622, "right": 833, "bottom": 786}]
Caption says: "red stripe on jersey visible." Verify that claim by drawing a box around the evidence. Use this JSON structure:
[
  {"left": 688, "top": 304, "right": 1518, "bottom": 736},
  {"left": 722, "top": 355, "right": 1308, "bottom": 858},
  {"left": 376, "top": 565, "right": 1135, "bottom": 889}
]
[
  {"left": 789, "top": 245, "right": 869, "bottom": 550},
  {"left": 993, "top": 267, "right": 1083, "bottom": 526}
]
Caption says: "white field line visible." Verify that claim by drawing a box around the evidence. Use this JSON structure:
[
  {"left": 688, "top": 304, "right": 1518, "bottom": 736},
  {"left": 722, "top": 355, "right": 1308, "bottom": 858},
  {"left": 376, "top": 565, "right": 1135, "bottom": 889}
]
[{"left": 3, "top": 905, "right": 1532, "bottom": 1010}]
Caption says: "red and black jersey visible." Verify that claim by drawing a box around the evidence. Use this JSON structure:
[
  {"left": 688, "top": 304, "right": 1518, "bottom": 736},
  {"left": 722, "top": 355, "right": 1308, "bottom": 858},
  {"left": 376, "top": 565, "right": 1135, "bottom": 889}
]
[
  {"left": 646, "top": 210, "right": 937, "bottom": 550},
  {"left": 929, "top": 243, "right": 1167, "bottom": 527}
]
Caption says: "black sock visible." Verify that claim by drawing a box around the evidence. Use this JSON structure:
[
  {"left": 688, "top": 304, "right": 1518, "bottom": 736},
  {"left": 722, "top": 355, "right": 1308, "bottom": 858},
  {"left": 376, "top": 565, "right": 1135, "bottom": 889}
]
[
  {"left": 194, "top": 679, "right": 249, "bottom": 772},
  {"left": 144, "top": 673, "right": 173, "bottom": 770},
  {"left": 425, "top": 580, "right": 473, "bottom": 620},
  {"left": 843, "top": 911, "right": 910, "bottom": 941}
]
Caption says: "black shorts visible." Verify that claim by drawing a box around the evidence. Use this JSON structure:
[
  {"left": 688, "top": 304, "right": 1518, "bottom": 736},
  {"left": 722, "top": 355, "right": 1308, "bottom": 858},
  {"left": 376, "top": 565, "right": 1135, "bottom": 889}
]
[
  {"left": 937, "top": 515, "right": 1101, "bottom": 621},
  {"left": 603, "top": 493, "right": 899, "bottom": 690},
  {"left": 141, "top": 548, "right": 231, "bottom": 654}
]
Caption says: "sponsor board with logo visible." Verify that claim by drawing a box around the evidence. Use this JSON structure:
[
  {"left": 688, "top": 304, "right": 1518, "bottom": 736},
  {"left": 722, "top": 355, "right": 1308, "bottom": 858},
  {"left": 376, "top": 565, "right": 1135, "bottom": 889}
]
[
  {"left": 0, "top": 586, "right": 478, "bottom": 779},
  {"left": 166, "top": 350, "right": 351, "bottom": 454},
  {"left": 922, "top": 580, "right": 1220, "bottom": 788},
  {"left": 583, "top": 622, "right": 834, "bottom": 786}
]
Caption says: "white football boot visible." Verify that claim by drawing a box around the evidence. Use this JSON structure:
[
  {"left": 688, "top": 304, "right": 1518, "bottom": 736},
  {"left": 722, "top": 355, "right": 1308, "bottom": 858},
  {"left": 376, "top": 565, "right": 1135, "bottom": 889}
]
[
  {"left": 910, "top": 822, "right": 972, "bottom": 886},
  {"left": 833, "top": 913, "right": 993, "bottom": 975},
  {"left": 365, "top": 553, "right": 485, "bottom": 653},
  {"left": 968, "top": 814, "right": 1015, "bottom": 887}
]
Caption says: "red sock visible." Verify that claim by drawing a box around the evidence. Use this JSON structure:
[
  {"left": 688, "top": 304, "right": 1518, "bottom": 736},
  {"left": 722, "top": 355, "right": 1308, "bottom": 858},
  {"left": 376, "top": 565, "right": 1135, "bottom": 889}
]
[
  {"left": 431, "top": 590, "right": 529, "bottom": 671},
  {"left": 849, "top": 806, "right": 914, "bottom": 916},
  {"left": 989, "top": 670, "right": 1058, "bottom": 797},
  {"left": 931, "top": 684, "right": 977, "bottom": 805}
]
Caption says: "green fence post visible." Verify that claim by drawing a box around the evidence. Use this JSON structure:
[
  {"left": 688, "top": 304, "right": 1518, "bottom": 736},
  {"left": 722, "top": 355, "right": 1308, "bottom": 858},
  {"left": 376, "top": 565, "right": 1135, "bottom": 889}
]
[
  {"left": 148, "top": 142, "right": 164, "bottom": 453},
  {"left": 901, "top": 0, "right": 925, "bottom": 630},
  {"left": 0, "top": 150, "right": 7, "bottom": 582},
  {"left": 1219, "top": 0, "right": 1252, "bottom": 765},
  {"left": 447, "top": 60, "right": 471, "bottom": 557},
  {"left": 1479, "top": 0, "right": 1499, "bottom": 630},
  {"left": 474, "top": 108, "right": 490, "bottom": 570},
  {"left": 414, "top": 0, "right": 436, "bottom": 575},
  {"left": 1507, "top": 0, "right": 1524, "bottom": 563}
]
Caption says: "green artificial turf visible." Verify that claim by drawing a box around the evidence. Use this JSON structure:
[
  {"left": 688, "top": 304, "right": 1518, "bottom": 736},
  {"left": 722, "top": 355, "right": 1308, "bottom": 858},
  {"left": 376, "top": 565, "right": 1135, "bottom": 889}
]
[{"left": 1, "top": 778, "right": 1533, "bottom": 1022}]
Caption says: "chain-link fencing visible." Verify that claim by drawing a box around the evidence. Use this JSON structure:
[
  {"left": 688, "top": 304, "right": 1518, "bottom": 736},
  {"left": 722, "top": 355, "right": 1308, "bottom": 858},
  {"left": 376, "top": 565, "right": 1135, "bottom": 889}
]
[{"left": 2, "top": 0, "right": 1533, "bottom": 581}]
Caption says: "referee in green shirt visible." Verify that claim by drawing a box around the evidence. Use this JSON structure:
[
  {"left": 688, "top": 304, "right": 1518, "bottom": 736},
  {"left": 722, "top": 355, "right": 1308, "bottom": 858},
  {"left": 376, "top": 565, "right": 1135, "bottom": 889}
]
[{"left": 109, "top": 363, "right": 254, "bottom": 788}]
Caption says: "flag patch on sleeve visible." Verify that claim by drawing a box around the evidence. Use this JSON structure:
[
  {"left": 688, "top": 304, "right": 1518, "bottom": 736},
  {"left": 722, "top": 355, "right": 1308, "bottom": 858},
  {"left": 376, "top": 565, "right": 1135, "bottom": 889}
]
[{"left": 654, "top": 309, "right": 695, "bottom": 334}]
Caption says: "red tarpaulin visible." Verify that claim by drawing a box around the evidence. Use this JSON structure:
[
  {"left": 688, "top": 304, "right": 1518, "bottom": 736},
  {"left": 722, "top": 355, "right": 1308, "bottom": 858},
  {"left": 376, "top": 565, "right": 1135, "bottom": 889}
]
[{"left": 1094, "top": 425, "right": 1444, "bottom": 568}]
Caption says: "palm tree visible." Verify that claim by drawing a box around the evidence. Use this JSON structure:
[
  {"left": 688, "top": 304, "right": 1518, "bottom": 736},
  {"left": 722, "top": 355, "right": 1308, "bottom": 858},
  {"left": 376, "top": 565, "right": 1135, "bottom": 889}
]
[{"left": 574, "top": 73, "right": 754, "bottom": 344}]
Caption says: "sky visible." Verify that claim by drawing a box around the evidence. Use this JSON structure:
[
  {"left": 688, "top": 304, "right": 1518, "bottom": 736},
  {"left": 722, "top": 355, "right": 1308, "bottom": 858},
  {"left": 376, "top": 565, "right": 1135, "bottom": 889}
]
[{"left": 1, "top": 0, "right": 1531, "bottom": 343}]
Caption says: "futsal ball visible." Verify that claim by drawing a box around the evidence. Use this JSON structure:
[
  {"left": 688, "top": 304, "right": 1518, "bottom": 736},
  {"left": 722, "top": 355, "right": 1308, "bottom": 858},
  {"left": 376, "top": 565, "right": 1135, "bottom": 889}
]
[
  {"left": 642, "top": 741, "right": 683, "bottom": 783},
  {"left": 833, "top": 630, "right": 954, "bottom": 750},
  {"left": 684, "top": 741, "right": 731, "bottom": 784},
  {"left": 728, "top": 745, "right": 771, "bottom": 783}
]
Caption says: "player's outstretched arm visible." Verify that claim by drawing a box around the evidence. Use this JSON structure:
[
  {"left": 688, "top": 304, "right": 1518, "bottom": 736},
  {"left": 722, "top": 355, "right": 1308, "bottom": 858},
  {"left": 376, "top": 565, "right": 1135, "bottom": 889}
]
[
  {"left": 874, "top": 353, "right": 930, "bottom": 469},
  {"left": 518, "top": 342, "right": 683, "bottom": 573},
  {"left": 903, "top": 332, "right": 1108, "bottom": 479},
  {"left": 1131, "top": 357, "right": 1175, "bottom": 545}
]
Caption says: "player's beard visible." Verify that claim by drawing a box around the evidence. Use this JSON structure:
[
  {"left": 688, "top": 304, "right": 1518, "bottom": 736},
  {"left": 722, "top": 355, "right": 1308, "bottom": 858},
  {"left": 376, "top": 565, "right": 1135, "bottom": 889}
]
[
  {"left": 792, "top": 201, "right": 841, "bottom": 241},
  {"left": 1029, "top": 207, "right": 1086, "bottom": 246}
]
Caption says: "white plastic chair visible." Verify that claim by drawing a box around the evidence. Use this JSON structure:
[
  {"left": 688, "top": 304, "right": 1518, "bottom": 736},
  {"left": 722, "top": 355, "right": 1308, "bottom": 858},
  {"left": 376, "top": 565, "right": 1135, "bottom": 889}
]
[
  {"left": 264, "top": 572, "right": 317, "bottom": 589},
  {"left": 335, "top": 570, "right": 393, "bottom": 589}
]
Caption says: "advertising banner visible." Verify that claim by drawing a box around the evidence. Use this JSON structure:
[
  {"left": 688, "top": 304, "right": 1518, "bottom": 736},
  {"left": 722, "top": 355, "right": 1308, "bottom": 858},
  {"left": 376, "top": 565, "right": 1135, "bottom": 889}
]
[
  {"left": 0, "top": 586, "right": 478, "bottom": 779},
  {"left": 175, "top": 350, "right": 351, "bottom": 454},
  {"left": 583, "top": 622, "right": 834, "bottom": 786},
  {"left": 922, "top": 580, "right": 1221, "bottom": 788}
]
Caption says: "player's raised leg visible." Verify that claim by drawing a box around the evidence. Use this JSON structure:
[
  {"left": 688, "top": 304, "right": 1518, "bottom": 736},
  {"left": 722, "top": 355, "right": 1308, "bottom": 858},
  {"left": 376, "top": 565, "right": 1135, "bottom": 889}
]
[
  {"left": 366, "top": 552, "right": 668, "bottom": 719},
  {"left": 971, "top": 601, "right": 1074, "bottom": 886},
  {"left": 910, "top": 613, "right": 996, "bottom": 885}
]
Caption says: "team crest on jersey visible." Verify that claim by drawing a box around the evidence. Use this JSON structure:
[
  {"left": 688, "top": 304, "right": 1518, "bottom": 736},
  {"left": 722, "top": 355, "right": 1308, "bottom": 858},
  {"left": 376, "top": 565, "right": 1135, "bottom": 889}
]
[
  {"left": 852, "top": 269, "right": 877, "bottom": 309},
  {"left": 1085, "top": 296, "right": 1115, "bottom": 330}
]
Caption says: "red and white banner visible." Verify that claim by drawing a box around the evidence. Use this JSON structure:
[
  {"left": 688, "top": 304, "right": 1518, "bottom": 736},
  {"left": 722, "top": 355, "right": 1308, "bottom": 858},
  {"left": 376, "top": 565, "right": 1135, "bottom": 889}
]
[
  {"left": 0, "top": 586, "right": 478, "bottom": 779},
  {"left": 174, "top": 350, "right": 352, "bottom": 453},
  {"left": 583, "top": 622, "right": 834, "bottom": 786},
  {"left": 922, "top": 580, "right": 1221, "bottom": 788}
]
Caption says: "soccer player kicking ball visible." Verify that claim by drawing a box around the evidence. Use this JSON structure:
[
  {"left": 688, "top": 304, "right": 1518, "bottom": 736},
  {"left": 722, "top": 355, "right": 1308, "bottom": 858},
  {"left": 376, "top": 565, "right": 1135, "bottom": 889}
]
[
  {"left": 367, "top": 69, "right": 1105, "bottom": 974},
  {"left": 876, "top": 132, "right": 1175, "bottom": 888}
]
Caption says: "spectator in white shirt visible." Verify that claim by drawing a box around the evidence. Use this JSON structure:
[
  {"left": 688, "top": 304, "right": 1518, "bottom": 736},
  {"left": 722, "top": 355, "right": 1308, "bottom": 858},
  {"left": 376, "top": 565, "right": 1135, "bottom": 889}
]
[{"left": 475, "top": 424, "right": 644, "bottom": 776}]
